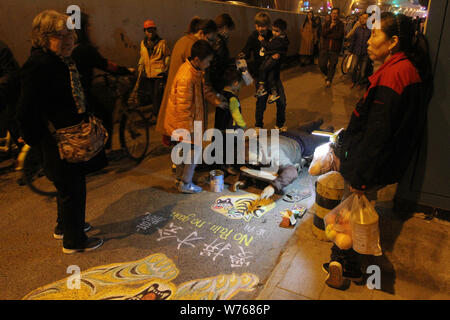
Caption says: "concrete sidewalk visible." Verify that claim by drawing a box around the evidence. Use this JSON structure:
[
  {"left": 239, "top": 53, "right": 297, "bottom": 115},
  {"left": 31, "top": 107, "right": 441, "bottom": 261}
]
[
  {"left": 236, "top": 63, "right": 450, "bottom": 300},
  {"left": 1, "top": 61, "right": 448, "bottom": 300}
]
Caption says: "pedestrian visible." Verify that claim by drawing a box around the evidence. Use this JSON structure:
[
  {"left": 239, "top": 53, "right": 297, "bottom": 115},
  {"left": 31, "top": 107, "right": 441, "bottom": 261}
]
[
  {"left": 313, "top": 16, "right": 322, "bottom": 64},
  {"left": 209, "top": 13, "right": 235, "bottom": 93},
  {"left": 71, "top": 12, "right": 131, "bottom": 152},
  {"left": 137, "top": 19, "right": 171, "bottom": 117},
  {"left": 299, "top": 11, "right": 316, "bottom": 67},
  {"left": 348, "top": 13, "right": 372, "bottom": 88},
  {"left": 255, "top": 18, "right": 289, "bottom": 104},
  {"left": 156, "top": 18, "right": 226, "bottom": 137},
  {"left": 215, "top": 67, "right": 247, "bottom": 170},
  {"left": 218, "top": 67, "right": 246, "bottom": 131},
  {"left": 0, "top": 40, "right": 21, "bottom": 145},
  {"left": 323, "top": 12, "right": 433, "bottom": 290},
  {"left": 239, "top": 12, "right": 288, "bottom": 131},
  {"left": 161, "top": 40, "right": 217, "bottom": 194},
  {"left": 319, "top": 8, "right": 344, "bottom": 87},
  {"left": 17, "top": 10, "right": 107, "bottom": 253},
  {"left": 210, "top": 13, "right": 237, "bottom": 132}
]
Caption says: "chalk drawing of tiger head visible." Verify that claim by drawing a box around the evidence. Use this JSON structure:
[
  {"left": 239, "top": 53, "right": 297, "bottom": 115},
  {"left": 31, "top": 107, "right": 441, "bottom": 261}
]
[
  {"left": 22, "top": 253, "right": 259, "bottom": 300},
  {"left": 212, "top": 198, "right": 233, "bottom": 211},
  {"left": 211, "top": 193, "right": 275, "bottom": 222}
]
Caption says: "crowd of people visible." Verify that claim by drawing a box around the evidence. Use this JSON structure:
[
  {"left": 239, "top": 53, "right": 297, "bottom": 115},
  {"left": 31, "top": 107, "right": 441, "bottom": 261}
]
[{"left": 0, "top": 7, "right": 433, "bottom": 292}]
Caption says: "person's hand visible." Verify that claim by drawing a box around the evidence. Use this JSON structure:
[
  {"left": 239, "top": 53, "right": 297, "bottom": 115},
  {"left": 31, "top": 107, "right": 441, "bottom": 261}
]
[
  {"left": 236, "top": 58, "right": 248, "bottom": 72},
  {"left": 261, "top": 185, "right": 275, "bottom": 199},
  {"left": 128, "top": 67, "right": 136, "bottom": 73},
  {"left": 258, "top": 34, "right": 265, "bottom": 42},
  {"left": 18, "top": 137, "right": 25, "bottom": 144},
  {"left": 271, "top": 53, "right": 280, "bottom": 60},
  {"left": 217, "top": 100, "right": 229, "bottom": 110}
]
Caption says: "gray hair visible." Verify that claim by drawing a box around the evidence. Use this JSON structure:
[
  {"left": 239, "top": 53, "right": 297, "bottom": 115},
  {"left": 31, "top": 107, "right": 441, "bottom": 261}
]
[{"left": 31, "top": 10, "right": 69, "bottom": 48}]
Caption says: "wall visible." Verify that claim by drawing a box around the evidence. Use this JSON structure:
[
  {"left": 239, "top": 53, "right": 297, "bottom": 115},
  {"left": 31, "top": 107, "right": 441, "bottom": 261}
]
[
  {"left": 396, "top": 0, "right": 450, "bottom": 211},
  {"left": 0, "top": 0, "right": 305, "bottom": 67}
]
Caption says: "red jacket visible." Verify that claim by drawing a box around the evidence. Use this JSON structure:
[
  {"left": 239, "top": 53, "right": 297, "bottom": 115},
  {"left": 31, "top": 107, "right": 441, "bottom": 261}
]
[{"left": 339, "top": 52, "right": 430, "bottom": 190}]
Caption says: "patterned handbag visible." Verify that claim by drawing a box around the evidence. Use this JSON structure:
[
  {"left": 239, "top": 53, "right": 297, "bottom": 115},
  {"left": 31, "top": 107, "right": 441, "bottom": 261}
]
[{"left": 48, "top": 115, "right": 108, "bottom": 163}]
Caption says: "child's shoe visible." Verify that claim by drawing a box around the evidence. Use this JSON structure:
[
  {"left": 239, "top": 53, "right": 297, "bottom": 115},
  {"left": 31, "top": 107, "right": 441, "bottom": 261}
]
[
  {"left": 255, "top": 83, "right": 268, "bottom": 97},
  {"left": 274, "top": 125, "right": 287, "bottom": 132},
  {"left": 268, "top": 90, "right": 280, "bottom": 104},
  {"left": 178, "top": 182, "right": 202, "bottom": 194}
]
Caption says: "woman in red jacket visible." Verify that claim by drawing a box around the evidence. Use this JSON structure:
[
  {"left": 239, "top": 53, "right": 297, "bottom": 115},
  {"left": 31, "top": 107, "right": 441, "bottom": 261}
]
[{"left": 323, "top": 13, "right": 433, "bottom": 290}]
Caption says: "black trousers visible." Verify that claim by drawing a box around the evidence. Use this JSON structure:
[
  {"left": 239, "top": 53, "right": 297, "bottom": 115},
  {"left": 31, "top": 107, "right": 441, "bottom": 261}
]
[
  {"left": 259, "top": 57, "right": 280, "bottom": 91},
  {"left": 255, "top": 78, "right": 286, "bottom": 128},
  {"left": 319, "top": 49, "right": 340, "bottom": 83},
  {"left": 141, "top": 77, "right": 163, "bottom": 116},
  {"left": 55, "top": 174, "right": 88, "bottom": 249}
]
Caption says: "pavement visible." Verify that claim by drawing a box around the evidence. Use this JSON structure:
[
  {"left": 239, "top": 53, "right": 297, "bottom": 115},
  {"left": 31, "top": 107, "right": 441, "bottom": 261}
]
[{"left": 0, "top": 60, "right": 449, "bottom": 300}]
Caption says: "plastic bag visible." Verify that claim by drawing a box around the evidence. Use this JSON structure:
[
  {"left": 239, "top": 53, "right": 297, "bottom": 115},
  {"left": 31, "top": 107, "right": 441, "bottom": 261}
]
[
  {"left": 351, "top": 195, "right": 382, "bottom": 256},
  {"left": 323, "top": 193, "right": 355, "bottom": 250},
  {"left": 308, "top": 142, "right": 340, "bottom": 176}
]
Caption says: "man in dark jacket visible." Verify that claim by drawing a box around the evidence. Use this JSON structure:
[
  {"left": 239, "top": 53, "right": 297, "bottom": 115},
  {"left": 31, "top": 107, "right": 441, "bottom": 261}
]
[
  {"left": 239, "top": 12, "right": 287, "bottom": 130},
  {"left": 348, "top": 13, "right": 372, "bottom": 87},
  {"left": 211, "top": 13, "right": 236, "bottom": 131},
  {"left": 0, "top": 40, "right": 20, "bottom": 142},
  {"left": 319, "top": 8, "right": 344, "bottom": 87}
]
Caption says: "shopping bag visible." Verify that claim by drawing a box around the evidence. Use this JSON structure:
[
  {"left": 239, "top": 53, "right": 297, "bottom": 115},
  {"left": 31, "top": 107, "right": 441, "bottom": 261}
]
[
  {"left": 351, "top": 195, "right": 382, "bottom": 256},
  {"left": 308, "top": 142, "right": 340, "bottom": 176},
  {"left": 323, "top": 193, "right": 355, "bottom": 250}
]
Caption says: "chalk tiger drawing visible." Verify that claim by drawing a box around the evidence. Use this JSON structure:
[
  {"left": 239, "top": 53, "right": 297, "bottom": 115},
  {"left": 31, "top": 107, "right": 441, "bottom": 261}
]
[
  {"left": 211, "top": 193, "right": 275, "bottom": 222},
  {"left": 22, "top": 253, "right": 259, "bottom": 300}
]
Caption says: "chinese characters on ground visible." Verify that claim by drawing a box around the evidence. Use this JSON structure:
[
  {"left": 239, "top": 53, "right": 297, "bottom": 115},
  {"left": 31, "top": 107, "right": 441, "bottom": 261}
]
[{"left": 136, "top": 211, "right": 266, "bottom": 269}]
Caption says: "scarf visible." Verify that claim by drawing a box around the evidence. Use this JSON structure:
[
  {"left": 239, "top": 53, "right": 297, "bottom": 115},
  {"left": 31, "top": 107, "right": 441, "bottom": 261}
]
[{"left": 60, "top": 56, "right": 86, "bottom": 114}]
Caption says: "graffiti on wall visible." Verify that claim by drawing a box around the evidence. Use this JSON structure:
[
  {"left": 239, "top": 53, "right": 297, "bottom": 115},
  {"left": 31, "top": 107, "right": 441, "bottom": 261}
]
[{"left": 23, "top": 253, "right": 259, "bottom": 300}]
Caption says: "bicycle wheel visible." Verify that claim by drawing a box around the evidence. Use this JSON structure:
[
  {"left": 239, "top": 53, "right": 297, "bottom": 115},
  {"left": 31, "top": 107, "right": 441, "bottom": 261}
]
[
  {"left": 22, "top": 147, "right": 57, "bottom": 197},
  {"left": 341, "top": 53, "right": 352, "bottom": 75},
  {"left": 119, "top": 109, "right": 149, "bottom": 162}
]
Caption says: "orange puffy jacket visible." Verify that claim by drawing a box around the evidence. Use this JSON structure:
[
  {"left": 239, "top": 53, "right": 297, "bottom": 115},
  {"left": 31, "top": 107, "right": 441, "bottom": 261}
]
[{"left": 162, "top": 60, "right": 220, "bottom": 143}]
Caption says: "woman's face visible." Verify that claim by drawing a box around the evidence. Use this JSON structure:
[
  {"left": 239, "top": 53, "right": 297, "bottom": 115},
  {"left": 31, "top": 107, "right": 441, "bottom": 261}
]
[
  {"left": 367, "top": 27, "right": 397, "bottom": 63},
  {"left": 219, "top": 26, "right": 230, "bottom": 40},
  {"left": 49, "top": 29, "right": 75, "bottom": 57},
  {"left": 198, "top": 31, "right": 217, "bottom": 45}
]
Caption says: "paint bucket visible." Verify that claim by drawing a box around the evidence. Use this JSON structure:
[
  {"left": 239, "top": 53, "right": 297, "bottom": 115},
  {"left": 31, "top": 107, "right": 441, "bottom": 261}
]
[{"left": 210, "top": 170, "right": 225, "bottom": 193}]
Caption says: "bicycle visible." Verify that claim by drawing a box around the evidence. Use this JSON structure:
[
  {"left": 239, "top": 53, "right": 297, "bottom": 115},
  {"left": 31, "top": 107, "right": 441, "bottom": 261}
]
[
  {"left": 340, "top": 41, "right": 354, "bottom": 75},
  {"left": 93, "top": 72, "right": 150, "bottom": 163},
  {"left": 0, "top": 131, "right": 57, "bottom": 197}
]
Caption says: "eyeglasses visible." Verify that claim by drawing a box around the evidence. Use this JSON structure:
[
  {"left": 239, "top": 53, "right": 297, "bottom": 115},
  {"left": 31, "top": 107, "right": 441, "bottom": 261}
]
[
  {"left": 144, "top": 27, "right": 156, "bottom": 33},
  {"left": 49, "top": 30, "right": 75, "bottom": 40}
]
